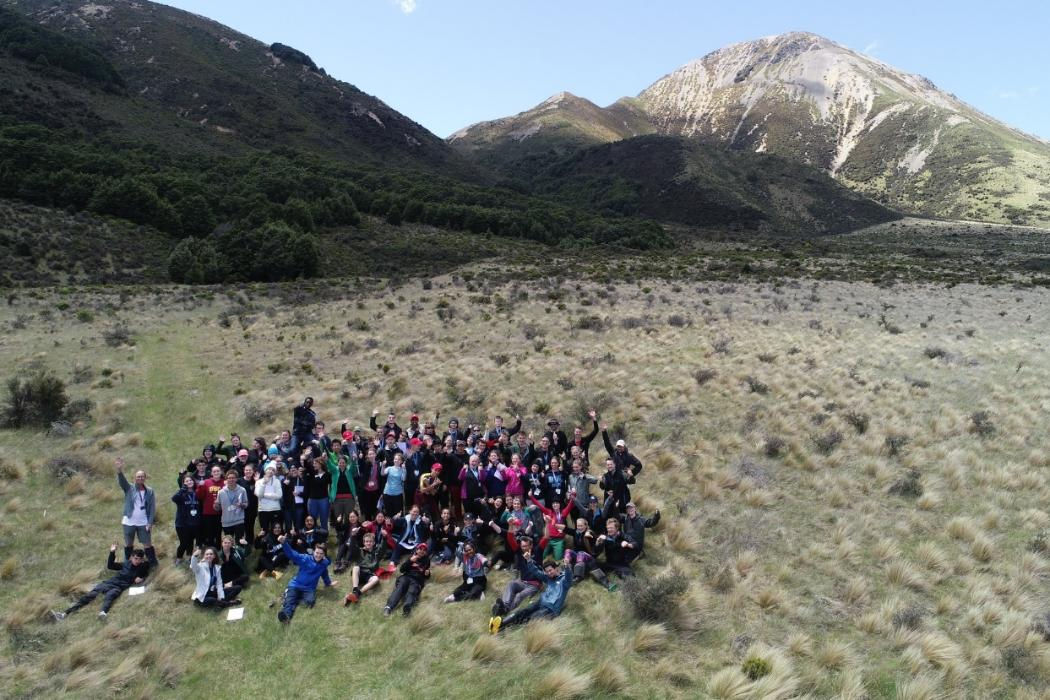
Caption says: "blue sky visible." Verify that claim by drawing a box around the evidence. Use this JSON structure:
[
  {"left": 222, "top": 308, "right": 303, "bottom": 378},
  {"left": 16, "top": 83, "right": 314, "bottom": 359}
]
[{"left": 163, "top": 0, "right": 1048, "bottom": 140}]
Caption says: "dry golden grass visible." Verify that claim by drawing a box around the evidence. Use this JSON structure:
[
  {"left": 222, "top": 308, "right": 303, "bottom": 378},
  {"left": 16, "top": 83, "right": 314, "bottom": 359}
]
[
  {"left": 529, "top": 668, "right": 591, "bottom": 699},
  {"left": 631, "top": 622, "right": 669, "bottom": 654},
  {"left": 4, "top": 278, "right": 1050, "bottom": 697},
  {"left": 523, "top": 618, "right": 564, "bottom": 655}
]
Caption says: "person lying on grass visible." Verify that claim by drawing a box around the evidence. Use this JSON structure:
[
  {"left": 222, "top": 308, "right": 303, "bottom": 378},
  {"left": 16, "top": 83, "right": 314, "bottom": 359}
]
[
  {"left": 277, "top": 536, "right": 336, "bottom": 623},
  {"left": 489, "top": 551, "right": 573, "bottom": 634},
  {"left": 51, "top": 544, "right": 149, "bottom": 621}
]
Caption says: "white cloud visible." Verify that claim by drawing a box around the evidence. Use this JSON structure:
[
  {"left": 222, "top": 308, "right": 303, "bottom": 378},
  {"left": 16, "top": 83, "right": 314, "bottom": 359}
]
[
  {"left": 395, "top": 0, "right": 417, "bottom": 13},
  {"left": 999, "top": 90, "right": 1019, "bottom": 99}
]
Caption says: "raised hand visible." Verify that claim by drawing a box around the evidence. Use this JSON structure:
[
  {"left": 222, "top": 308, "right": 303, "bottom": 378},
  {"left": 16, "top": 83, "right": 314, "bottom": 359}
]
[{"left": 114, "top": 457, "right": 125, "bottom": 472}]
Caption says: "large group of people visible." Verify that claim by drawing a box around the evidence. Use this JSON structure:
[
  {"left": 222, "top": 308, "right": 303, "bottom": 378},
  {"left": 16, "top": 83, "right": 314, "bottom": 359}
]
[{"left": 53, "top": 398, "right": 660, "bottom": 633}]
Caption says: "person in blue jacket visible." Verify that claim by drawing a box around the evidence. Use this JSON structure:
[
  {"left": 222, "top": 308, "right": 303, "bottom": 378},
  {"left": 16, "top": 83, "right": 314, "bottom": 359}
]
[
  {"left": 488, "top": 551, "right": 573, "bottom": 634},
  {"left": 276, "top": 536, "right": 338, "bottom": 623}
]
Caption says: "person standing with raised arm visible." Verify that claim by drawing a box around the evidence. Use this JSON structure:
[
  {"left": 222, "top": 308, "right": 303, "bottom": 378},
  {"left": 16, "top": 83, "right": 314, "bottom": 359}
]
[{"left": 116, "top": 457, "right": 158, "bottom": 566}]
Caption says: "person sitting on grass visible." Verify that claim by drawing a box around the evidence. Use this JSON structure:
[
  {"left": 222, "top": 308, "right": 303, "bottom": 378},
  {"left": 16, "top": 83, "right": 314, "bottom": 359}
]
[
  {"left": 489, "top": 552, "right": 573, "bottom": 634},
  {"left": 594, "top": 517, "right": 636, "bottom": 580},
  {"left": 620, "top": 502, "right": 660, "bottom": 563},
  {"left": 383, "top": 542, "right": 431, "bottom": 617},
  {"left": 277, "top": 536, "right": 336, "bottom": 624},
  {"left": 344, "top": 530, "right": 388, "bottom": 606},
  {"left": 491, "top": 534, "right": 542, "bottom": 618},
  {"left": 256, "top": 521, "right": 288, "bottom": 579},
  {"left": 332, "top": 511, "right": 363, "bottom": 574},
  {"left": 444, "top": 541, "right": 489, "bottom": 603},
  {"left": 218, "top": 534, "right": 251, "bottom": 590},
  {"left": 51, "top": 544, "right": 150, "bottom": 621},
  {"left": 190, "top": 546, "right": 242, "bottom": 609}
]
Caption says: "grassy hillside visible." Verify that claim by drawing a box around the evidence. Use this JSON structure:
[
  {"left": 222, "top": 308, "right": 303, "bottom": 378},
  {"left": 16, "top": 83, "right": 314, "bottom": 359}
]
[
  {"left": 499, "top": 135, "right": 899, "bottom": 235},
  {"left": 3, "top": 272, "right": 1050, "bottom": 697}
]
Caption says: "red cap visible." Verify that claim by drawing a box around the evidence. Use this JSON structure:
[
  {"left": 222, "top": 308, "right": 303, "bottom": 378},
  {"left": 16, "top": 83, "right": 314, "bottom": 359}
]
[
  {"left": 415, "top": 543, "right": 429, "bottom": 553},
  {"left": 342, "top": 431, "right": 353, "bottom": 440},
  {"left": 432, "top": 464, "right": 443, "bottom": 473},
  {"left": 410, "top": 414, "right": 419, "bottom": 421},
  {"left": 409, "top": 437, "right": 423, "bottom": 447}
]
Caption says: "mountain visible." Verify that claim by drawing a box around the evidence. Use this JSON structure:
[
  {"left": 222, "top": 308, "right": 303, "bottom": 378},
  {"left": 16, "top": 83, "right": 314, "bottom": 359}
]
[
  {"left": 451, "top": 32, "right": 1050, "bottom": 227},
  {"left": 1, "top": 0, "right": 465, "bottom": 172},
  {"left": 488, "top": 135, "right": 898, "bottom": 235}
]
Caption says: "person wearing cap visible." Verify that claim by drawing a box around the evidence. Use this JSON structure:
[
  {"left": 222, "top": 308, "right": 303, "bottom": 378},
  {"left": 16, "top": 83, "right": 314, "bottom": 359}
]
[
  {"left": 442, "top": 417, "right": 467, "bottom": 446},
  {"left": 405, "top": 413, "right": 423, "bottom": 441},
  {"left": 601, "top": 424, "right": 644, "bottom": 478},
  {"left": 383, "top": 542, "right": 431, "bottom": 616},
  {"left": 543, "top": 419, "right": 569, "bottom": 460},
  {"left": 370, "top": 409, "right": 403, "bottom": 442},
  {"left": 415, "top": 462, "right": 444, "bottom": 519}
]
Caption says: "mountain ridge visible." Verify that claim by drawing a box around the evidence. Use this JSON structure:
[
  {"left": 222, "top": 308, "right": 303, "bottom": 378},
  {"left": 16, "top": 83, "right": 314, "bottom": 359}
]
[{"left": 452, "top": 31, "right": 1050, "bottom": 226}]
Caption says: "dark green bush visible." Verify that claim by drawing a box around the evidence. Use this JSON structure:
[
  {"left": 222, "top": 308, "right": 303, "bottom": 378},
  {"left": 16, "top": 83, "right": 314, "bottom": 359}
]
[{"left": 3, "top": 371, "right": 68, "bottom": 428}]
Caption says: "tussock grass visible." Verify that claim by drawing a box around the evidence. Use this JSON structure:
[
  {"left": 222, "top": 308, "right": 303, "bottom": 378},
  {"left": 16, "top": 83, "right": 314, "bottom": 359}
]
[
  {"left": 470, "top": 635, "right": 501, "bottom": 662},
  {"left": 631, "top": 622, "right": 668, "bottom": 653},
  {"left": 529, "top": 668, "right": 592, "bottom": 699},
  {"left": 523, "top": 618, "right": 564, "bottom": 655}
]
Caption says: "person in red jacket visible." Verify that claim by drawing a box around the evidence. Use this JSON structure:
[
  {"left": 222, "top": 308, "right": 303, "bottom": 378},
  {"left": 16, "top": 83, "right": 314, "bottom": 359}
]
[
  {"left": 529, "top": 493, "right": 573, "bottom": 560},
  {"left": 196, "top": 464, "right": 225, "bottom": 547}
]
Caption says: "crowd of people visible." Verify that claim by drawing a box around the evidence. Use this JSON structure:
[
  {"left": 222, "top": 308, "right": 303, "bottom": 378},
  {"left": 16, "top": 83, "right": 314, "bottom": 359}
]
[{"left": 53, "top": 398, "right": 660, "bottom": 633}]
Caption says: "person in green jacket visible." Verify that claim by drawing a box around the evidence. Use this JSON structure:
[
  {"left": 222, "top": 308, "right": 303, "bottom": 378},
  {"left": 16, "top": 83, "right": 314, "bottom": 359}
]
[{"left": 326, "top": 440, "right": 359, "bottom": 529}]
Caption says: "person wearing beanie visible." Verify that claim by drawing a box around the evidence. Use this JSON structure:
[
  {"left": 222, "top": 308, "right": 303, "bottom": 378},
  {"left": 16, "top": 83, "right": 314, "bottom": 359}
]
[{"left": 383, "top": 542, "right": 430, "bottom": 616}]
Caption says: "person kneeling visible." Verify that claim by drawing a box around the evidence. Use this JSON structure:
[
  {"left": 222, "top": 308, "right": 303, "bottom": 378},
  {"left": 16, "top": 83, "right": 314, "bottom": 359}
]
[
  {"left": 277, "top": 536, "right": 337, "bottom": 623},
  {"left": 383, "top": 543, "right": 430, "bottom": 617},
  {"left": 490, "top": 552, "right": 573, "bottom": 634},
  {"left": 190, "top": 546, "right": 242, "bottom": 609}
]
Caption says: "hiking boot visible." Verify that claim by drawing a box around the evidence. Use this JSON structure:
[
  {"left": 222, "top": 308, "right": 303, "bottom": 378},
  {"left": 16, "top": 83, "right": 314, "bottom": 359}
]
[
  {"left": 277, "top": 611, "right": 289, "bottom": 624},
  {"left": 98, "top": 611, "right": 108, "bottom": 620},
  {"left": 402, "top": 606, "right": 412, "bottom": 617},
  {"left": 383, "top": 606, "right": 392, "bottom": 616},
  {"left": 488, "top": 616, "right": 502, "bottom": 635},
  {"left": 49, "top": 610, "right": 66, "bottom": 621},
  {"left": 491, "top": 599, "right": 506, "bottom": 617}
]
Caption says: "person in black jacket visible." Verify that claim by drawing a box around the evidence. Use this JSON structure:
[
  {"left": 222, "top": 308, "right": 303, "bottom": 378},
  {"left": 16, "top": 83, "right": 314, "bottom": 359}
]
[
  {"left": 599, "top": 457, "right": 635, "bottom": 519},
  {"left": 383, "top": 543, "right": 430, "bottom": 616},
  {"left": 291, "top": 397, "right": 317, "bottom": 455},
  {"left": 51, "top": 545, "right": 150, "bottom": 620},
  {"left": 620, "top": 502, "right": 660, "bottom": 562},
  {"left": 601, "top": 425, "right": 644, "bottom": 477},
  {"left": 282, "top": 465, "right": 307, "bottom": 534},
  {"left": 594, "top": 517, "right": 635, "bottom": 580},
  {"left": 171, "top": 475, "right": 202, "bottom": 566},
  {"left": 256, "top": 521, "right": 289, "bottom": 579},
  {"left": 370, "top": 410, "right": 403, "bottom": 441},
  {"left": 543, "top": 419, "right": 569, "bottom": 460},
  {"left": 570, "top": 410, "right": 600, "bottom": 462}
]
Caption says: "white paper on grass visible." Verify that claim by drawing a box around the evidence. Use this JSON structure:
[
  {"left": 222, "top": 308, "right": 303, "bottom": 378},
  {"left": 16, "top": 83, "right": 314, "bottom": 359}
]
[
  {"left": 128, "top": 586, "right": 146, "bottom": 596},
  {"left": 226, "top": 607, "right": 244, "bottom": 621}
]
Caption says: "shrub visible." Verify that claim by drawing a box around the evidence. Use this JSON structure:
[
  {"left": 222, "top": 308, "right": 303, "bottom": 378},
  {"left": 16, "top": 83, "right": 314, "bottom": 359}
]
[
  {"left": 102, "top": 323, "right": 134, "bottom": 347},
  {"left": 744, "top": 376, "right": 768, "bottom": 395},
  {"left": 168, "top": 237, "right": 222, "bottom": 284},
  {"left": 885, "top": 434, "right": 909, "bottom": 456},
  {"left": 694, "top": 368, "right": 717, "bottom": 385},
  {"left": 741, "top": 655, "right": 772, "bottom": 681},
  {"left": 667, "top": 314, "right": 690, "bottom": 328},
  {"left": 622, "top": 570, "right": 688, "bottom": 625},
  {"left": 970, "top": 411, "right": 995, "bottom": 437},
  {"left": 712, "top": 336, "right": 732, "bottom": 355},
  {"left": 888, "top": 469, "right": 923, "bottom": 498},
  {"left": 892, "top": 604, "right": 927, "bottom": 630},
  {"left": 844, "top": 410, "right": 869, "bottom": 434},
  {"left": 924, "top": 347, "right": 948, "bottom": 359},
  {"left": 3, "top": 371, "right": 68, "bottom": 428},
  {"left": 812, "top": 429, "right": 843, "bottom": 455},
  {"left": 572, "top": 315, "right": 606, "bottom": 331},
  {"left": 63, "top": 398, "right": 94, "bottom": 422},
  {"left": 45, "top": 453, "right": 96, "bottom": 480},
  {"left": 521, "top": 322, "right": 545, "bottom": 340},
  {"left": 241, "top": 400, "right": 275, "bottom": 425},
  {"left": 763, "top": 435, "right": 785, "bottom": 458}
]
